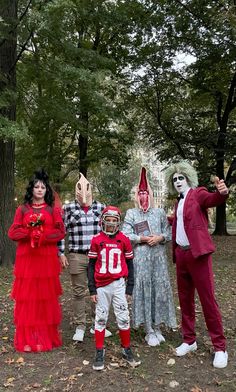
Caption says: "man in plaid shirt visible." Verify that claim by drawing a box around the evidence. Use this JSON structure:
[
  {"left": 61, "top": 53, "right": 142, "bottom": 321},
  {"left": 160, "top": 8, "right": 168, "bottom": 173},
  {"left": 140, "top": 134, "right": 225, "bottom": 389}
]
[{"left": 59, "top": 173, "right": 111, "bottom": 342}]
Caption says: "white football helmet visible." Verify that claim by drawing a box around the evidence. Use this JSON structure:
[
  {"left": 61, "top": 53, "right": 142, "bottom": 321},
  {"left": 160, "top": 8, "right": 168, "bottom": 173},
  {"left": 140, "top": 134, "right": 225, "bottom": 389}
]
[{"left": 101, "top": 206, "right": 121, "bottom": 235}]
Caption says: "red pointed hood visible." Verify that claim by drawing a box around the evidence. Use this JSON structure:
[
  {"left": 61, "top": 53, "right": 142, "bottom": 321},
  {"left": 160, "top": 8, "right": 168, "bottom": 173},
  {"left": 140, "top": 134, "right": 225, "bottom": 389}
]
[{"left": 134, "top": 167, "right": 154, "bottom": 212}]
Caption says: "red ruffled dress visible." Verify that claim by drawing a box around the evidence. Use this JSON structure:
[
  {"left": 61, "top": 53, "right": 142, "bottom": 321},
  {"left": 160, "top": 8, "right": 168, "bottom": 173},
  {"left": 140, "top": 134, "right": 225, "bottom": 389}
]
[{"left": 8, "top": 204, "right": 65, "bottom": 352}]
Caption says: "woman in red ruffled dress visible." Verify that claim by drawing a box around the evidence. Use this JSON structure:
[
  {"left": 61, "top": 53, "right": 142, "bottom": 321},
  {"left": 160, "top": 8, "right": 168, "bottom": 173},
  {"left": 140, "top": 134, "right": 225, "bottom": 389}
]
[{"left": 8, "top": 169, "right": 65, "bottom": 352}]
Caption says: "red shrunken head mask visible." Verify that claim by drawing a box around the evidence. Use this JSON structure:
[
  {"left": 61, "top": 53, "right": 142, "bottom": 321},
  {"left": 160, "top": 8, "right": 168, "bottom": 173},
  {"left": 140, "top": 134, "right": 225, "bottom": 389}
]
[{"left": 135, "top": 167, "right": 154, "bottom": 212}]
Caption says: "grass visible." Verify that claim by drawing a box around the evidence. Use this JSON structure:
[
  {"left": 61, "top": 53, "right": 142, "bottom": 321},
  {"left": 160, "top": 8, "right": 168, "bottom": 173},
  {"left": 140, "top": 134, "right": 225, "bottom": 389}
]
[{"left": 0, "top": 236, "right": 235, "bottom": 391}]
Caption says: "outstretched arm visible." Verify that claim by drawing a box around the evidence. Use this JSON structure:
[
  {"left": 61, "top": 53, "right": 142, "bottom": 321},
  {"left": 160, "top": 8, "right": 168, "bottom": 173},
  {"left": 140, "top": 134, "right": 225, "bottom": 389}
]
[
  {"left": 214, "top": 176, "right": 229, "bottom": 195},
  {"left": 197, "top": 179, "right": 229, "bottom": 209}
]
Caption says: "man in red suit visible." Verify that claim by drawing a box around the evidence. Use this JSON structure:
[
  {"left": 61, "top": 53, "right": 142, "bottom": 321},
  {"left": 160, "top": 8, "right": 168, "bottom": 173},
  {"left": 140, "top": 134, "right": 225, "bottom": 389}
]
[{"left": 165, "top": 161, "right": 229, "bottom": 368}]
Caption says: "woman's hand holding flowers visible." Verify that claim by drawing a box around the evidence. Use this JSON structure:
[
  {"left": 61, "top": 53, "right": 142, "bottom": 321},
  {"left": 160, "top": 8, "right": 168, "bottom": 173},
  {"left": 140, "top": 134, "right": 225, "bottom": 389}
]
[{"left": 27, "top": 213, "right": 45, "bottom": 248}]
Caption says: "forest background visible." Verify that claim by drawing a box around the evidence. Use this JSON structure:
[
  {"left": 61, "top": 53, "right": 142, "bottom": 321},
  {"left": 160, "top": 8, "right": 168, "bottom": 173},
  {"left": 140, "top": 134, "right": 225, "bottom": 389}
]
[{"left": 1, "top": 0, "right": 236, "bottom": 266}]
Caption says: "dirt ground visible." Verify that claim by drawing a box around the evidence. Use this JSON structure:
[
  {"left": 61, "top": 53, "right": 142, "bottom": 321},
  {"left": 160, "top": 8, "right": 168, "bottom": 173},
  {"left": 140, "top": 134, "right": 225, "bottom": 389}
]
[{"left": 0, "top": 236, "right": 235, "bottom": 392}]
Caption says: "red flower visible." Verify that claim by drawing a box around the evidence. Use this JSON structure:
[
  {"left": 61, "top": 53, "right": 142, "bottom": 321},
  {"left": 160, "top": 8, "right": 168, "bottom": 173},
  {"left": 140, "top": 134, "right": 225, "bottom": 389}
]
[
  {"left": 27, "top": 213, "right": 45, "bottom": 228},
  {"left": 27, "top": 213, "right": 45, "bottom": 247}
]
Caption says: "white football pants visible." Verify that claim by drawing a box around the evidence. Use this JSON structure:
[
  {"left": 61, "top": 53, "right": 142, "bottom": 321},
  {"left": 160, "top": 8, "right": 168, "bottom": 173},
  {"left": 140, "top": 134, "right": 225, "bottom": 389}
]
[{"left": 95, "top": 278, "right": 130, "bottom": 331}]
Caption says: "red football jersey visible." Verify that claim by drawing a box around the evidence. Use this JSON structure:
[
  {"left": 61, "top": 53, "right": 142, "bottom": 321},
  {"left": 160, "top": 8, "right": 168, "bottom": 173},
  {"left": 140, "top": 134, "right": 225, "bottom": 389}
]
[{"left": 88, "top": 231, "right": 133, "bottom": 288}]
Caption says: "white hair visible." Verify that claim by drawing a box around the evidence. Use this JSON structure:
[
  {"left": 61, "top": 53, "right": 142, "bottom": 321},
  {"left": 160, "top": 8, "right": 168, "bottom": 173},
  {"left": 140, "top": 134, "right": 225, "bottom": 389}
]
[{"left": 165, "top": 161, "right": 198, "bottom": 195}]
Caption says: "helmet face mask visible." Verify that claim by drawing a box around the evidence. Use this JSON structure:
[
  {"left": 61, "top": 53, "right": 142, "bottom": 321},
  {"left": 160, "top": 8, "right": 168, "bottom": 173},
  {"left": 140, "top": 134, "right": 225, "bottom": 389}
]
[{"left": 101, "top": 206, "right": 121, "bottom": 235}]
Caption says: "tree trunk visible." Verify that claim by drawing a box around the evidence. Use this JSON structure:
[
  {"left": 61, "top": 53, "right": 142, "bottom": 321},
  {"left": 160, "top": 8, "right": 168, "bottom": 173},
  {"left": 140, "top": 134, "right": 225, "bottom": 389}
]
[
  {"left": 0, "top": 0, "right": 17, "bottom": 265},
  {"left": 0, "top": 141, "right": 16, "bottom": 265},
  {"left": 213, "top": 156, "right": 228, "bottom": 235},
  {"left": 213, "top": 202, "right": 227, "bottom": 236},
  {"left": 79, "top": 133, "right": 88, "bottom": 177},
  {"left": 78, "top": 111, "right": 89, "bottom": 177}
]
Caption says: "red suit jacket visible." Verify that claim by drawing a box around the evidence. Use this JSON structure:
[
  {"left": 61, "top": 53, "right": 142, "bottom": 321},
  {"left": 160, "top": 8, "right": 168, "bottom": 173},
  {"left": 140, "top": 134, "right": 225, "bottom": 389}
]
[{"left": 172, "top": 187, "right": 228, "bottom": 261}]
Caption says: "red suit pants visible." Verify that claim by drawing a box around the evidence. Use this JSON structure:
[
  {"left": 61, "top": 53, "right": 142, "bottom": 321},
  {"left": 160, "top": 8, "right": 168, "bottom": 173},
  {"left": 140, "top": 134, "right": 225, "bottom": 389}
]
[{"left": 175, "top": 246, "right": 226, "bottom": 351}]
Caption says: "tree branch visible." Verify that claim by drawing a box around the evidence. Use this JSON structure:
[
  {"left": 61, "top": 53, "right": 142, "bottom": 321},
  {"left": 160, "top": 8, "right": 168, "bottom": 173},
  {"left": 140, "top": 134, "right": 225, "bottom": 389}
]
[
  {"left": 0, "top": 0, "right": 33, "bottom": 48},
  {"left": 216, "top": 91, "right": 223, "bottom": 127},
  {"left": 9, "top": 31, "right": 34, "bottom": 72},
  {"left": 18, "top": 0, "right": 34, "bottom": 22},
  {"left": 141, "top": 90, "right": 186, "bottom": 159},
  {"left": 222, "top": 71, "right": 236, "bottom": 126}
]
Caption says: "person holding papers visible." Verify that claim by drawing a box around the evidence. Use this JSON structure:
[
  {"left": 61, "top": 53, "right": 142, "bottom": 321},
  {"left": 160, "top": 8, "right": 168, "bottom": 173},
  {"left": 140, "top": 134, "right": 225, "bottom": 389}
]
[{"left": 123, "top": 167, "right": 177, "bottom": 347}]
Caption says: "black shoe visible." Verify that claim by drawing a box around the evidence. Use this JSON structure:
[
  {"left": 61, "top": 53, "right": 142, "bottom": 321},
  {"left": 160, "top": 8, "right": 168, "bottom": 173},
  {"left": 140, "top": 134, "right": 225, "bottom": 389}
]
[
  {"left": 93, "top": 348, "right": 105, "bottom": 371},
  {"left": 122, "top": 347, "right": 141, "bottom": 367}
]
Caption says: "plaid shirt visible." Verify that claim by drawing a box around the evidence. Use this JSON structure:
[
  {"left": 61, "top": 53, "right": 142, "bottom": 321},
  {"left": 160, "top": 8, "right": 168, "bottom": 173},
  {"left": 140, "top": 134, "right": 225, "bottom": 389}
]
[{"left": 58, "top": 200, "right": 105, "bottom": 255}]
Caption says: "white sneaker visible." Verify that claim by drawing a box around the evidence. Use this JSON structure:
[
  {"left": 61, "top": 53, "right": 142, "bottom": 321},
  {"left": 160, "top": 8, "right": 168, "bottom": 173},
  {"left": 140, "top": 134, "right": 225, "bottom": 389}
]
[
  {"left": 73, "top": 327, "right": 85, "bottom": 342},
  {"left": 213, "top": 351, "right": 228, "bottom": 369},
  {"left": 90, "top": 328, "right": 112, "bottom": 338},
  {"left": 176, "top": 342, "right": 197, "bottom": 356},
  {"left": 145, "top": 332, "right": 160, "bottom": 347},
  {"left": 154, "top": 329, "right": 165, "bottom": 343}
]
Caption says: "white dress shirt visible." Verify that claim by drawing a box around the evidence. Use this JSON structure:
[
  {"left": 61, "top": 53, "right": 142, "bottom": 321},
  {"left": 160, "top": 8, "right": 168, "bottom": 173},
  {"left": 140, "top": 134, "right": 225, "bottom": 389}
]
[{"left": 176, "top": 188, "right": 190, "bottom": 247}]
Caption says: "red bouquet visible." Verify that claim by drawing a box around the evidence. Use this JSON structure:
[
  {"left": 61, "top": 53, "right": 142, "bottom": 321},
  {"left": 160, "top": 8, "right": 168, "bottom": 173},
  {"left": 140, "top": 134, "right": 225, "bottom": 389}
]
[{"left": 27, "top": 213, "right": 45, "bottom": 248}]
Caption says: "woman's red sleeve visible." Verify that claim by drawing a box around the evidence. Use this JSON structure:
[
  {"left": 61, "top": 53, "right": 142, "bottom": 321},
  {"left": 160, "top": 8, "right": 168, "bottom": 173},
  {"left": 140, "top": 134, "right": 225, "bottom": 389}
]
[
  {"left": 8, "top": 206, "right": 30, "bottom": 241},
  {"left": 40, "top": 207, "right": 65, "bottom": 244}
]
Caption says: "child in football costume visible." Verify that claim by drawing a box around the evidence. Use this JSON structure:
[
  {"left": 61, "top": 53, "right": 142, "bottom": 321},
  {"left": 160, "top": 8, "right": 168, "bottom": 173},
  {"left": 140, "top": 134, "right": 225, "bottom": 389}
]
[{"left": 88, "top": 206, "right": 141, "bottom": 371}]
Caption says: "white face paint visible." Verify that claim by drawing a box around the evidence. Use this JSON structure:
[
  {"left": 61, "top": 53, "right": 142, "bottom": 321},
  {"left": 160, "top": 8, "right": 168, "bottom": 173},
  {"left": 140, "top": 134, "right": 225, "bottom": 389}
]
[
  {"left": 33, "top": 181, "right": 46, "bottom": 202},
  {"left": 173, "top": 173, "right": 190, "bottom": 194}
]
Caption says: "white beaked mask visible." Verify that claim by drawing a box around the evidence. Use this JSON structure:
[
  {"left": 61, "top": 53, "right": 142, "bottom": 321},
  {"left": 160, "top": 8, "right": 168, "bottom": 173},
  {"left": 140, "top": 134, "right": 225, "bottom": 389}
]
[
  {"left": 173, "top": 173, "right": 190, "bottom": 195},
  {"left": 75, "top": 173, "right": 93, "bottom": 207}
]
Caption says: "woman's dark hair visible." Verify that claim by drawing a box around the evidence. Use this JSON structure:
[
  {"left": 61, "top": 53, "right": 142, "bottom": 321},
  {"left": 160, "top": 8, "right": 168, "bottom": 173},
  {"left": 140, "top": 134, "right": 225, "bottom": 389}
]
[{"left": 24, "top": 169, "right": 54, "bottom": 206}]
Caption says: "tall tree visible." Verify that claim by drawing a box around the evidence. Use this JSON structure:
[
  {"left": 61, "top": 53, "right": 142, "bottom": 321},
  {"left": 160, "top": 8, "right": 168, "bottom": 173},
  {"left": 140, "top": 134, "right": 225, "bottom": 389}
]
[
  {"left": 129, "top": 1, "right": 236, "bottom": 234},
  {"left": 15, "top": 0, "right": 148, "bottom": 183},
  {"left": 0, "top": 0, "right": 17, "bottom": 265}
]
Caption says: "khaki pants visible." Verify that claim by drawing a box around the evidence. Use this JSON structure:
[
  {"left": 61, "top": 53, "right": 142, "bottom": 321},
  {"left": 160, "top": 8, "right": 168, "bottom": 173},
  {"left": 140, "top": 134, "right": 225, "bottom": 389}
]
[{"left": 68, "top": 253, "right": 94, "bottom": 330}]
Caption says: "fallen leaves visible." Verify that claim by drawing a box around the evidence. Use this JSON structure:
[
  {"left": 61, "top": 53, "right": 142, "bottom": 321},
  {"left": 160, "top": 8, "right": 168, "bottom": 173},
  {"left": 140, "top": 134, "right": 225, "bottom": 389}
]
[
  {"left": 109, "top": 362, "right": 119, "bottom": 367},
  {"left": 4, "top": 358, "right": 15, "bottom": 365},
  {"left": 3, "top": 377, "right": 15, "bottom": 388},
  {"left": 0, "top": 236, "right": 235, "bottom": 391},
  {"left": 0, "top": 346, "right": 9, "bottom": 354},
  {"left": 190, "top": 387, "right": 203, "bottom": 392},
  {"left": 68, "top": 374, "right": 77, "bottom": 381},
  {"left": 24, "top": 383, "right": 42, "bottom": 390},
  {"left": 4, "top": 356, "right": 25, "bottom": 365},
  {"left": 169, "top": 380, "right": 180, "bottom": 388},
  {"left": 167, "top": 358, "right": 175, "bottom": 366},
  {"left": 16, "top": 357, "right": 25, "bottom": 364}
]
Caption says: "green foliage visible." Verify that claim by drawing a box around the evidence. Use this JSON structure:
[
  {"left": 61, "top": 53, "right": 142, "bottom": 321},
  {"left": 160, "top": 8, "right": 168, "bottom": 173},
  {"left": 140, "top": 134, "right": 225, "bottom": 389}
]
[
  {"left": 227, "top": 189, "right": 236, "bottom": 220},
  {"left": 91, "top": 153, "right": 141, "bottom": 206},
  {"left": 128, "top": 0, "right": 236, "bottom": 184},
  {"left": 13, "top": 0, "right": 236, "bottom": 212},
  {"left": 0, "top": 116, "right": 27, "bottom": 140},
  {"left": 16, "top": 0, "right": 149, "bottom": 183}
]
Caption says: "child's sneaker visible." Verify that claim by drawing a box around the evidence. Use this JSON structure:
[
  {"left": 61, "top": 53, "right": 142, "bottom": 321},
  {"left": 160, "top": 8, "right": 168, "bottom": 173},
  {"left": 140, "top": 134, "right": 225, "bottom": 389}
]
[
  {"left": 122, "top": 347, "right": 141, "bottom": 367},
  {"left": 72, "top": 327, "right": 85, "bottom": 342},
  {"left": 93, "top": 348, "right": 105, "bottom": 371}
]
